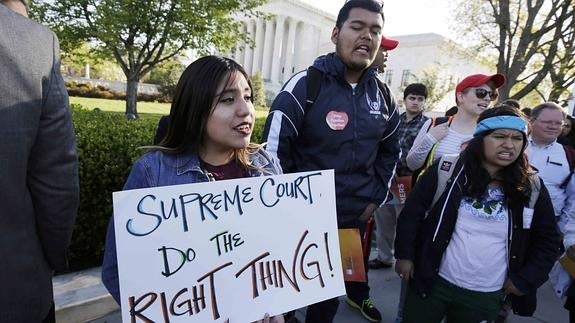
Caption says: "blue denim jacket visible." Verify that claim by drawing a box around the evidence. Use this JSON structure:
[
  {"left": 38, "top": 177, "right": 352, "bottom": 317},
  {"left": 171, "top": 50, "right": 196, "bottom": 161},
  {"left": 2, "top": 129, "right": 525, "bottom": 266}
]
[{"left": 101, "top": 148, "right": 282, "bottom": 304}]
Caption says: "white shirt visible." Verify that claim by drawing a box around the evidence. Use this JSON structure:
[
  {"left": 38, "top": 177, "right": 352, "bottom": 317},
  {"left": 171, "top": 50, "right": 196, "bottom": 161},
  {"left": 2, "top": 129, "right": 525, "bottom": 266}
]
[
  {"left": 526, "top": 138, "right": 575, "bottom": 233},
  {"left": 439, "top": 188, "right": 509, "bottom": 292}
]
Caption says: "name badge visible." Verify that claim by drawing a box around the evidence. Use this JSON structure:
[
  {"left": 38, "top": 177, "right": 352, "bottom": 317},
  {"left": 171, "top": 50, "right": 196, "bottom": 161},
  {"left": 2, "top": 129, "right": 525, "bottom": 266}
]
[{"left": 522, "top": 207, "right": 534, "bottom": 229}]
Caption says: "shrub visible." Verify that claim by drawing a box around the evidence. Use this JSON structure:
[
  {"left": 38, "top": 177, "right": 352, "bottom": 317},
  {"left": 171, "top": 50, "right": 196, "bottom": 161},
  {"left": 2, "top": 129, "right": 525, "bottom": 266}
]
[
  {"left": 65, "top": 81, "right": 170, "bottom": 103},
  {"left": 252, "top": 117, "right": 266, "bottom": 144},
  {"left": 69, "top": 104, "right": 159, "bottom": 270},
  {"left": 67, "top": 108, "right": 267, "bottom": 270}
]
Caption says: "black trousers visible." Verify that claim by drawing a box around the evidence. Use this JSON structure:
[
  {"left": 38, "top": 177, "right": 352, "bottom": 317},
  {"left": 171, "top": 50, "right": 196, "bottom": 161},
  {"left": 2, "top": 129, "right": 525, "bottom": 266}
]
[{"left": 42, "top": 303, "right": 55, "bottom": 323}]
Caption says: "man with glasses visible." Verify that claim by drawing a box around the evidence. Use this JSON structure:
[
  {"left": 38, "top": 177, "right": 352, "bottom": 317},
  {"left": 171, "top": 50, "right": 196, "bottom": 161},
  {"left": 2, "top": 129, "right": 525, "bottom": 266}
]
[
  {"left": 262, "top": 0, "right": 399, "bottom": 322},
  {"left": 526, "top": 102, "right": 575, "bottom": 234}
]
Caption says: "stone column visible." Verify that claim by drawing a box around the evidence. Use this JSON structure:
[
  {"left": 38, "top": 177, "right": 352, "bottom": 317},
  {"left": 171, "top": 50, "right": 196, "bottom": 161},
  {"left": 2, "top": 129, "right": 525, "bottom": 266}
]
[
  {"left": 244, "top": 20, "right": 255, "bottom": 75},
  {"left": 294, "top": 22, "right": 308, "bottom": 71},
  {"left": 270, "top": 15, "right": 286, "bottom": 83},
  {"left": 283, "top": 18, "right": 298, "bottom": 82},
  {"left": 261, "top": 19, "right": 275, "bottom": 79},
  {"left": 236, "top": 24, "right": 246, "bottom": 66},
  {"left": 252, "top": 19, "right": 264, "bottom": 75}
]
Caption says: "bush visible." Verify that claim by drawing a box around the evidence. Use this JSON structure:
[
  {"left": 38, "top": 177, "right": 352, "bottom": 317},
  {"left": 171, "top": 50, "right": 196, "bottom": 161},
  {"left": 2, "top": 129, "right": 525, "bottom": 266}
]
[
  {"left": 68, "top": 109, "right": 267, "bottom": 270},
  {"left": 69, "top": 104, "right": 159, "bottom": 270},
  {"left": 65, "top": 81, "right": 170, "bottom": 103},
  {"left": 252, "top": 117, "right": 266, "bottom": 144}
]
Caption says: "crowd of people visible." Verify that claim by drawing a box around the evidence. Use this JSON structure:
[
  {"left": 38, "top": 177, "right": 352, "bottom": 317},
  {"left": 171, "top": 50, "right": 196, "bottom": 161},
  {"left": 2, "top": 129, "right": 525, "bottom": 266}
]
[{"left": 3, "top": 0, "right": 575, "bottom": 322}]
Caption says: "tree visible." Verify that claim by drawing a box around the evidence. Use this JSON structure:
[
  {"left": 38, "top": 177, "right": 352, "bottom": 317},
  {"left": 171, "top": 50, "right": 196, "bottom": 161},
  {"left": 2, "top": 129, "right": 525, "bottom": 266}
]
[
  {"left": 548, "top": 11, "right": 575, "bottom": 104},
  {"left": 454, "top": 0, "right": 574, "bottom": 102},
  {"left": 145, "top": 58, "right": 186, "bottom": 99},
  {"left": 415, "top": 64, "right": 456, "bottom": 110},
  {"left": 250, "top": 72, "right": 267, "bottom": 109},
  {"left": 34, "top": 0, "right": 267, "bottom": 118}
]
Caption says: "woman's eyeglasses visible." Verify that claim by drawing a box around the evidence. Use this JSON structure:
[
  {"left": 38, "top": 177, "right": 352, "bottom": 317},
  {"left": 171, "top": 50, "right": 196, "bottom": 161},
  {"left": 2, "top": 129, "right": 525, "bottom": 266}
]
[{"left": 474, "top": 88, "right": 498, "bottom": 101}]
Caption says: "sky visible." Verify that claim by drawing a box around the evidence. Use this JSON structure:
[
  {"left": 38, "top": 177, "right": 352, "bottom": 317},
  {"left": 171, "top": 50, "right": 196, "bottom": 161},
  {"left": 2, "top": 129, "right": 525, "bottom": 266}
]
[{"left": 305, "top": 0, "right": 456, "bottom": 40}]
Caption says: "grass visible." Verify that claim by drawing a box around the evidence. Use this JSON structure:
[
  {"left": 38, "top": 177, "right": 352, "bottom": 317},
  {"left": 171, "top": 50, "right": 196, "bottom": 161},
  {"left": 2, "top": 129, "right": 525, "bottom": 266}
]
[{"left": 69, "top": 96, "right": 270, "bottom": 118}]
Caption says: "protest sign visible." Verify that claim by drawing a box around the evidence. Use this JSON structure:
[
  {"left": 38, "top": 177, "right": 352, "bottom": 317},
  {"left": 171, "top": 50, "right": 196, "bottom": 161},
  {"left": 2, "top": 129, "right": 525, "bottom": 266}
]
[{"left": 112, "top": 170, "right": 345, "bottom": 322}]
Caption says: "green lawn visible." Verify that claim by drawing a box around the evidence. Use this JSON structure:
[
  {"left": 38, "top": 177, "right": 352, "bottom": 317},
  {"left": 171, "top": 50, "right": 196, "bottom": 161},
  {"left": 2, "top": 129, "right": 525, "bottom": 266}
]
[{"left": 69, "top": 96, "right": 270, "bottom": 118}]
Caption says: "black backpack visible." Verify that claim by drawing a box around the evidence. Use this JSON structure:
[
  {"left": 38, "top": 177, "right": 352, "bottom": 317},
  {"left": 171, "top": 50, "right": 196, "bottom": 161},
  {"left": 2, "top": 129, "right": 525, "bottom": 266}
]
[{"left": 305, "top": 66, "right": 393, "bottom": 113}]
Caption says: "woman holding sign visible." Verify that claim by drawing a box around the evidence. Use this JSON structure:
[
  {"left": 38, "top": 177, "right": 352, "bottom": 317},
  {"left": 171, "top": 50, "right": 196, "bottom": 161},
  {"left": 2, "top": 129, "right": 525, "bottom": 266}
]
[
  {"left": 395, "top": 106, "right": 559, "bottom": 322},
  {"left": 102, "top": 55, "right": 284, "bottom": 322}
]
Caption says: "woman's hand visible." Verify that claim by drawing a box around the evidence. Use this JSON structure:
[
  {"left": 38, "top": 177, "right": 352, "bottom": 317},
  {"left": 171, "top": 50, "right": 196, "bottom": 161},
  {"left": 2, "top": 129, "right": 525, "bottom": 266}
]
[
  {"left": 253, "top": 313, "right": 285, "bottom": 323},
  {"left": 224, "top": 313, "right": 285, "bottom": 323},
  {"left": 503, "top": 279, "right": 525, "bottom": 296},
  {"left": 395, "top": 259, "right": 414, "bottom": 280},
  {"left": 428, "top": 123, "right": 449, "bottom": 141}
]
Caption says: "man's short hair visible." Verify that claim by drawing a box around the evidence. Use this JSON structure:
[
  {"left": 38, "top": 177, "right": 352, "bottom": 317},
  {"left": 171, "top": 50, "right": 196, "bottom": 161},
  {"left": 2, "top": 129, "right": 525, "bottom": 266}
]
[
  {"left": 530, "top": 102, "right": 565, "bottom": 120},
  {"left": 501, "top": 99, "right": 521, "bottom": 110},
  {"left": 336, "top": 0, "right": 384, "bottom": 29},
  {"left": 403, "top": 83, "right": 428, "bottom": 100}
]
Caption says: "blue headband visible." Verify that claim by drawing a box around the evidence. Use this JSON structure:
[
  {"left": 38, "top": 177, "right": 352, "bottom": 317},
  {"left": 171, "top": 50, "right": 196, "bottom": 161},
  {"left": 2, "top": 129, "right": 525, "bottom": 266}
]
[{"left": 474, "top": 115, "right": 528, "bottom": 137}]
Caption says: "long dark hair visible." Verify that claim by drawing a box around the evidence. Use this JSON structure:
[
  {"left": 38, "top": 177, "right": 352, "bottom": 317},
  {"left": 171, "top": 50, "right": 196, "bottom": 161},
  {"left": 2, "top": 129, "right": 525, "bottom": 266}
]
[
  {"left": 461, "top": 105, "right": 533, "bottom": 207},
  {"left": 152, "top": 56, "right": 259, "bottom": 168}
]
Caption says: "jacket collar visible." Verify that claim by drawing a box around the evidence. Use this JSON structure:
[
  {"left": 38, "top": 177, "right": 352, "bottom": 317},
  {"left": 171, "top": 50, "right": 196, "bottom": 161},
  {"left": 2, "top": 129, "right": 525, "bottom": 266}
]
[
  {"left": 172, "top": 149, "right": 273, "bottom": 176},
  {"left": 313, "top": 53, "right": 378, "bottom": 85}
]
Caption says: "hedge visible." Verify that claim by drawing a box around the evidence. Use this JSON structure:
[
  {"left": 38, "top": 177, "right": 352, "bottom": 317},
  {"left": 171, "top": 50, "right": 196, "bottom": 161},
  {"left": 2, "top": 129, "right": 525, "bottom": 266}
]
[
  {"left": 68, "top": 105, "right": 267, "bottom": 270},
  {"left": 69, "top": 105, "right": 158, "bottom": 270}
]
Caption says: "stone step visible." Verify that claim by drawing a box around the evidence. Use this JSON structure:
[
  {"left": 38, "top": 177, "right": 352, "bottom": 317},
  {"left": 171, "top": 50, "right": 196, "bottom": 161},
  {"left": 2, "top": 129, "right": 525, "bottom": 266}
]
[{"left": 53, "top": 267, "right": 119, "bottom": 323}]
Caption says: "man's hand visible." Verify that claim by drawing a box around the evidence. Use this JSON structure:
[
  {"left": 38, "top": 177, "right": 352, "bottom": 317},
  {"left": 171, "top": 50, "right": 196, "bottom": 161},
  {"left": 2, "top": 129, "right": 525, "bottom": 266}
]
[
  {"left": 359, "top": 203, "right": 378, "bottom": 221},
  {"left": 503, "top": 279, "right": 525, "bottom": 296},
  {"left": 395, "top": 259, "right": 414, "bottom": 280}
]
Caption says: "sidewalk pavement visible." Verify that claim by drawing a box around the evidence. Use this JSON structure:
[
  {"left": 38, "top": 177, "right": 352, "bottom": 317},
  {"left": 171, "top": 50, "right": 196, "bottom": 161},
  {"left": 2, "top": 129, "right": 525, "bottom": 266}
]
[{"left": 85, "top": 252, "right": 569, "bottom": 323}]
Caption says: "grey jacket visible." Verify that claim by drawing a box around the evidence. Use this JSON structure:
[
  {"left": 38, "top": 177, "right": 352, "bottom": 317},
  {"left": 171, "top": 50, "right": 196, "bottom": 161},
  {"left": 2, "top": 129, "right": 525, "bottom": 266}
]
[{"left": 0, "top": 7, "right": 79, "bottom": 321}]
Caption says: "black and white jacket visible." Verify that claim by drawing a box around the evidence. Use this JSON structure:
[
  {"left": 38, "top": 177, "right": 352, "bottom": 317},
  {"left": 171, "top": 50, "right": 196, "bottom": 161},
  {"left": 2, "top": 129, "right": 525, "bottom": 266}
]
[{"left": 395, "top": 157, "right": 560, "bottom": 316}]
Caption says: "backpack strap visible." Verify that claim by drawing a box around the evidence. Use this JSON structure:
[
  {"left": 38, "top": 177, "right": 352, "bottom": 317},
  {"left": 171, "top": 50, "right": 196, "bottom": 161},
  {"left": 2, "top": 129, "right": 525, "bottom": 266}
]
[
  {"left": 560, "top": 145, "right": 575, "bottom": 189},
  {"left": 411, "top": 116, "right": 454, "bottom": 186},
  {"left": 305, "top": 66, "right": 323, "bottom": 112},
  {"left": 306, "top": 67, "right": 395, "bottom": 115},
  {"left": 431, "top": 154, "right": 461, "bottom": 207},
  {"left": 375, "top": 78, "right": 393, "bottom": 115},
  {"left": 528, "top": 174, "right": 541, "bottom": 209}
]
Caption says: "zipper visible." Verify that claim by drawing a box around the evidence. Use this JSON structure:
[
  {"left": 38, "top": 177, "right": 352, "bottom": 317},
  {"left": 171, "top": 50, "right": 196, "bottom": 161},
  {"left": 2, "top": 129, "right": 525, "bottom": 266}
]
[
  {"left": 507, "top": 206, "right": 513, "bottom": 272},
  {"left": 351, "top": 86, "right": 356, "bottom": 171},
  {"left": 432, "top": 165, "right": 464, "bottom": 242}
]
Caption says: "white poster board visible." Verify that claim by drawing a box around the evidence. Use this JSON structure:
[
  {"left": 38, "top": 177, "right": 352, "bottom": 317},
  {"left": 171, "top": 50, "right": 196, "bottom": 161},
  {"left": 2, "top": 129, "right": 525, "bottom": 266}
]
[{"left": 112, "top": 170, "right": 345, "bottom": 322}]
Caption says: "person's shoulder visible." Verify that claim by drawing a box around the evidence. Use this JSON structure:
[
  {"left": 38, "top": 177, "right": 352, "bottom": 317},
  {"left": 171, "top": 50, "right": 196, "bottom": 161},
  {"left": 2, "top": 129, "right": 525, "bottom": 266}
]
[
  {"left": 250, "top": 147, "right": 282, "bottom": 174},
  {"left": 2, "top": 9, "right": 53, "bottom": 36}
]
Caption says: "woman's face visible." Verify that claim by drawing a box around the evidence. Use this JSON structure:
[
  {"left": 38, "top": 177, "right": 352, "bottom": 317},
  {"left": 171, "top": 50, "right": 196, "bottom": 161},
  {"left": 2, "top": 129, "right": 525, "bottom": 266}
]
[
  {"left": 202, "top": 71, "right": 254, "bottom": 163},
  {"left": 457, "top": 83, "right": 497, "bottom": 117},
  {"left": 562, "top": 118, "right": 572, "bottom": 137},
  {"left": 482, "top": 129, "right": 524, "bottom": 175}
]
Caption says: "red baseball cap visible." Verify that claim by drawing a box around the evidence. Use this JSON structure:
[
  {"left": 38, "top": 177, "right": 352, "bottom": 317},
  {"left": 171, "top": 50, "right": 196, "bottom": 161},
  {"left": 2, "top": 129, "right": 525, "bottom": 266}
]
[
  {"left": 380, "top": 36, "right": 399, "bottom": 50},
  {"left": 455, "top": 73, "right": 506, "bottom": 93}
]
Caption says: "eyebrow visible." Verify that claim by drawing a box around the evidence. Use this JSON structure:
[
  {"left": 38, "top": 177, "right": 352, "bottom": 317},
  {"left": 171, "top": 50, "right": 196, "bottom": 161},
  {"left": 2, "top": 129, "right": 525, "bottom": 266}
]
[{"left": 216, "top": 86, "right": 251, "bottom": 97}]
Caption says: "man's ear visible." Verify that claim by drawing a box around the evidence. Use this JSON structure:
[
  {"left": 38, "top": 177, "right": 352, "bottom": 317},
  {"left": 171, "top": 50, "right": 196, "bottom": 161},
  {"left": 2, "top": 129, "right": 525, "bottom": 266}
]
[{"left": 331, "top": 27, "right": 339, "bottom": 45}]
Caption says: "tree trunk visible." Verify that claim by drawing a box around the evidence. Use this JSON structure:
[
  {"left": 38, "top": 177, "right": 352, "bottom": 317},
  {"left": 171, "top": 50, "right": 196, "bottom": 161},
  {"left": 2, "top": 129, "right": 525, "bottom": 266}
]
[{"left": 125, "top": 78, "right": 139, "bottom": 119}]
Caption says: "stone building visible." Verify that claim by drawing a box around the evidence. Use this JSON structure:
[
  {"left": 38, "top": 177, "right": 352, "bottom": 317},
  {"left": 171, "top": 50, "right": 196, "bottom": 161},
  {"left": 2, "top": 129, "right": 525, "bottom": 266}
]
[{"left": 232, "top": 0, "right": 492, "bottom": 113}]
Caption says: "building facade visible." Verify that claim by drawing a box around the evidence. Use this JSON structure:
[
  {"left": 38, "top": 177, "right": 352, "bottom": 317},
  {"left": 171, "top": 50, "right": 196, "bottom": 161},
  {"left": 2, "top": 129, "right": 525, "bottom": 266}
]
[
  {"left": 232, "top": 0, "right": 336, "bottom": 95},
  {"left": 233, "top": 0, "right": 492, "bottom": 113}
]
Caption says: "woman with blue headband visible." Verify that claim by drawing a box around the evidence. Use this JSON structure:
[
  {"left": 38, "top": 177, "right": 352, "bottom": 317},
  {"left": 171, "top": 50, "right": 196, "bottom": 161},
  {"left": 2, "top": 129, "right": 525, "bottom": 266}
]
[{"left": 394, "top": 105, "right": 559, "bottom": 322}]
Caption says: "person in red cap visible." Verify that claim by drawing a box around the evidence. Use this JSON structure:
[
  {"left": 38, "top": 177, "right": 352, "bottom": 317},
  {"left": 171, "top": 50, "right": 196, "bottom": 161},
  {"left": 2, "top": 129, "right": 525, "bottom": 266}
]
[
  {"left": 372, "top": 36, "right": 399, "bottom": 73},
  {"left": 406, "top": 73, "right": 506, "bottom": 177}
]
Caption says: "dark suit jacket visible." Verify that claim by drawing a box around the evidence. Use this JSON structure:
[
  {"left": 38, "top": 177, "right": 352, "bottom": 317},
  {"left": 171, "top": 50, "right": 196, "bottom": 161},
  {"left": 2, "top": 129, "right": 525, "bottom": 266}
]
[{"left": 0, "top": 7, "right": 79, "bottom": 321}]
